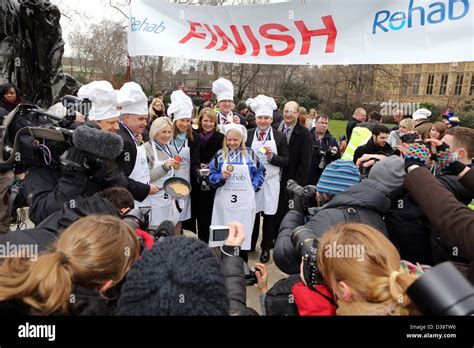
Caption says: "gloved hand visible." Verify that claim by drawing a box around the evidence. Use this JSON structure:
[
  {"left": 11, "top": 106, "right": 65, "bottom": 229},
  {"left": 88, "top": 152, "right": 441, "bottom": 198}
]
[
  {"left": 404, "top": 142, "right": 430, "bottom": 173},
  {"left": 433, "top": 142, "right": 466, "bottom": 176}
]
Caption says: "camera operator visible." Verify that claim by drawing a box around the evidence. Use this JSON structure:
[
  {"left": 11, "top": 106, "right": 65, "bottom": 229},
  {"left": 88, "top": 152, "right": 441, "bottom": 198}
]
[
  {"left": 23, "top": 82, "right": 129, "bottom": 224},
  {"left": 0, "top": 187, "right": 135, "bottom": 253},
  {"left": 274, "top": 159, "right": 393, "bottom": 275},
  {"left": 116, "top": 82, "right": 160, "bottom": 207},
  {"left": 307, "top": 114, "right": 340, "bottom": 186}
]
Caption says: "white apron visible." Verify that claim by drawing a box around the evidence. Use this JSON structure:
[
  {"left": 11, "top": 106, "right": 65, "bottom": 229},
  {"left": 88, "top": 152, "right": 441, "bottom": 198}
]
[
  {"left": 210, "top": 155, "right": 255, "bottom": 250},
  {"left": 149, "top": 142, "right": 180, "bottom": 226},
  {"left": 251, "top": 128, "right": 280, "bottom": 215},
  {"left": 125, "top": 127, "right": 151, "bottom": 209},
  {"left": 170, "top": 138, "right": 191, "bottom": 221}
]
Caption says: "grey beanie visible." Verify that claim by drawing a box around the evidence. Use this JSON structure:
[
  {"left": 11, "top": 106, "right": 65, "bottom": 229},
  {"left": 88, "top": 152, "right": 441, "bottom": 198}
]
[{"left": 368, "top": 155, "right": 406, "bottom": 191}]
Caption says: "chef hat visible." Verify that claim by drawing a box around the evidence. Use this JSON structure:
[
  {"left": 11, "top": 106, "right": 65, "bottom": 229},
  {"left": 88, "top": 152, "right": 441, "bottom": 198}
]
[
  {"left": 223, "top": 123, "right": 248, "bottom": 143},
  {"left": 117, "top": 82, "right": 148, "bottom": 116},
  {"left": 212, "top": 78, "right": 234, "bottom": 102},
  {"left": 167, "top": 90, "right": 194, "bottom": 122},
  {"left": 250, "top": 95, "right": 277, "bottom": 118},
  {"left": 78, "top": 81, "right": 119, "bottom": 121},
  {"left": 412, "top": 108, "right": 432, "bottom": 121}
]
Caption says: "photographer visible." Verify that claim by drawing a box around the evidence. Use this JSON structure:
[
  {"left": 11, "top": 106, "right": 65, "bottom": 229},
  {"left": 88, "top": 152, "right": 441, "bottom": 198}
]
[
  {"left": 23, "top": 84, "right": 127, "bottom": 224},
  {"left": 307, "top": 115, "right": 340, "bottom": 185},
  {"left": 274, "top": 159, "right": 392, "bottom": 275},
  {"left": 117, "top": 221, "right": 255, "bottom": 316},
  {"left": 0, "top": 187, "right": 135, "bottom": 253}
]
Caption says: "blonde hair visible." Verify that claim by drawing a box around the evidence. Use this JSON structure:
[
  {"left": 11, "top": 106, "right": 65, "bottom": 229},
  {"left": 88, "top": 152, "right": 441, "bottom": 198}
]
[
  {"left": 0, "top": 215, "right": 139, "bottom": 315},
  {"left": 317, "top": 223, "right": 419, "bottom": 310},
  {"left": 149, "top": 98, "right": 165, "bottom": 119},
  {"left": 149, "top": 116, "right": 173, "bottom": 142},
  {"left": 223, "top": 128, "right": 247, "bottom": 161},
  {"left": 399, "top": 118, "right": 415, "bottom": 131},
  {"left": 198, "top": 107, "right": 219, "bottom": 132}
]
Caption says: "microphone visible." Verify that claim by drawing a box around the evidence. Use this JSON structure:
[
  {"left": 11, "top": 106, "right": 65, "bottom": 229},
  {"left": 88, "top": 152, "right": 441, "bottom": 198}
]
[{"left": 72, "top": 125, "right": 124, "bottom": 160}]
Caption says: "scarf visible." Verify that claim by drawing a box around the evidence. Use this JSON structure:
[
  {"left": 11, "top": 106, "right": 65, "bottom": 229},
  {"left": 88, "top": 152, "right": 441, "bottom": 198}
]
[
  {"left": 175, "top": 131, "right": 187, "bottom": 148},
  {"left": 200, "top": 129, "right": 215, "bottom": 146}
]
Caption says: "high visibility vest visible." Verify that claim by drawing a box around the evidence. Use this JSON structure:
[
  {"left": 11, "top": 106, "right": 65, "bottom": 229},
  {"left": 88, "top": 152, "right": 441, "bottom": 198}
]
[{"left": 341, "top": 127, "right": 373, "bottom": 161}]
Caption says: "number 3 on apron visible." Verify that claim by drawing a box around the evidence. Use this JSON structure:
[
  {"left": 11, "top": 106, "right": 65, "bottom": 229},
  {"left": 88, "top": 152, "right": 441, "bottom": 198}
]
[{"left": 210, "top": 155, "right": 256, "bottom": 251}]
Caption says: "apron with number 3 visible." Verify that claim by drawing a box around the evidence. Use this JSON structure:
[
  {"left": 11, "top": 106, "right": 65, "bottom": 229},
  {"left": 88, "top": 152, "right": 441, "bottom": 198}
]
[
  {"left": 148, "top": 143, "right": 180, "bottom": 226},
  {"left": 170, "top": 139, "right": 191, "bottom": 221},
  {"left": 210, "top": 155, "right": 256, "bottom": 250},
  {"left": 251, "top": 128, "right": 280, "bottom": 215}
]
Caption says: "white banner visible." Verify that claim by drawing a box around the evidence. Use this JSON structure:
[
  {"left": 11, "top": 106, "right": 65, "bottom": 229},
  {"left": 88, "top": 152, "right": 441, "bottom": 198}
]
[{"left": 128, "top": 0, "right": 474, "bottom": 65}]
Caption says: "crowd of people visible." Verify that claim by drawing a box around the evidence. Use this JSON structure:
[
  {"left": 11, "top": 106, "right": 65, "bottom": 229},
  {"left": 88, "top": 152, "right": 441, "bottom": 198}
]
[{"left": 0, "top": 77, "right": 472, "bottom": 317}]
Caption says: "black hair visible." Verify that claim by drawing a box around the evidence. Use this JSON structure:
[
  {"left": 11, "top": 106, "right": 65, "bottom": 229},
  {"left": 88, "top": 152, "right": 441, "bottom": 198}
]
[
  {"left": 100, "top": 187, "right": 134, "bottom": 211},
  {"left": 372, "top": 124, "right": 390, "bottom": 136},
  {"left": 1, "top": 84, "right": 21, "bottom": 101},
  {"left": 368, "top": 111, "right": 382, "bottom": 122}
]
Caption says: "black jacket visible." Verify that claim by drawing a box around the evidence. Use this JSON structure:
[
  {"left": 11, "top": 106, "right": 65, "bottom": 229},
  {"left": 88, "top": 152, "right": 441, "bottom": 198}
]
[
  {"left": 221, "top": 252, "right": 248, "bottom": 314},
  {"left": 0, "top": 193, "right": 119, "bottom": 252},
  {"left": 346, "top": 117, "right": 361, "bottom": 142},
  {"left": 274, "top": 179, "right": 390, "bottom": 275},
  {"left": 307, "top": 129, "right": 340, "bottom": 185},
  {"left": 353, "top": 137, "right": 394, "bottom": 165},
  {"left": 245, "top": 128, "right": 290, "bottom": 169},
  {"left": 280, "top": 123, "right": 312, "bottom": 186},
  {"left": 116, "top": 123, "right": 150, "bottom": 202},
  {"left": 199, "top": 131, "right": 225, "bottom": 165}
]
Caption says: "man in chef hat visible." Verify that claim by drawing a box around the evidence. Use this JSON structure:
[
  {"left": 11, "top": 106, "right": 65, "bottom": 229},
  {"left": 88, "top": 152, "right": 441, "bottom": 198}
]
[
  {"left": 116, "top": 82, "right": 160, "bottom": 206},
  {"left": 246, "top": 95, "right": 289, "bottom": 263},
  {"left": 212, "top": 78, "right": 247, "bottom": 128},
  {"left": 77, "top": 80, "right": 120, "bottom": 133},
  {"left": 413, "top": 108, "right": 433, "bottom": 141}
]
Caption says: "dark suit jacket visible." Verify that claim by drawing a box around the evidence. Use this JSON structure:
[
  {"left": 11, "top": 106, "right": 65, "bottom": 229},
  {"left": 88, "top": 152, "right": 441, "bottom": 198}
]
[
  {"left": 245, "top": 128, "right": 289, "bottom": 169},
  {"left": 282, "top": 123, "right": 312, "bottom": 186},
  {"left": 116, "top": 123, "right": 150, "bottom": 202}
]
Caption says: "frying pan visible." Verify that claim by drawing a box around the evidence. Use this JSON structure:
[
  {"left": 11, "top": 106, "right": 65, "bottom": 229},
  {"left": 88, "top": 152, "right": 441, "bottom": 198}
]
[{"left": 163, "top": 177, "right": 192, "bottom": 199}]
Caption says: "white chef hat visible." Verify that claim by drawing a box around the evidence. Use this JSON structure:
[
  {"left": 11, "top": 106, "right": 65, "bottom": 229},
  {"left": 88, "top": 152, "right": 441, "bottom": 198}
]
[
  {"left": 412, "top": 108, "right": 432, "bottom": 121},
  {"left": 223, "top": 123, "right": 248, "bottom": 142},
  {"left": 117, "top": 82, "right": 148, "bottom": 116},
  {"left": 250, "top": 95, "right": 277, "bottom": 118},
  {"left": 212, "top": 78, "right": 234, "bottom": 102},
  {"left": 77, "top": 81, "right": 119, "bottom": 121},
  {"left": 167, "top": 90, "right": 193, "bottom": 122}
]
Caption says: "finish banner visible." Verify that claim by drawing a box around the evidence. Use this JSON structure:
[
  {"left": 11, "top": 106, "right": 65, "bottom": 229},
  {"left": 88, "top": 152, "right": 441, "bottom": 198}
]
[{"left": 128, "top": 0, "right": 473, "bottom": 65}]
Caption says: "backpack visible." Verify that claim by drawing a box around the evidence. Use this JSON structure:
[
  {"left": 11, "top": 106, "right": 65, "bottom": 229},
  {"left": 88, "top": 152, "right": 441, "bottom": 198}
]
[{"left": 264, "top": 274, "right": 301, "bottom": 316}]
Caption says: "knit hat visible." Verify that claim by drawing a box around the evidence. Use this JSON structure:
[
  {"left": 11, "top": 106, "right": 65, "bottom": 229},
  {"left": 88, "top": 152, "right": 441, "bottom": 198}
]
[
  {"left": 368, "top": 155, "right": 406, "bottom": 191},
  {"left": 117, "top": 237, "right": 229, "bottom": 316},
  {"left": 316, "top": 160, "right": 360, "bottom": 196}
]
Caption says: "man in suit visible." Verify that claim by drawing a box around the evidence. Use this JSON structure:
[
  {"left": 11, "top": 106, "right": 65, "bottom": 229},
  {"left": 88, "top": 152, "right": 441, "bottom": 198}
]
[
  {"left": 274, "top": 101, "right": 312, "bottom": 240},
  {"left": 245, "top": 95, "right": 289, "bottom": 263}
]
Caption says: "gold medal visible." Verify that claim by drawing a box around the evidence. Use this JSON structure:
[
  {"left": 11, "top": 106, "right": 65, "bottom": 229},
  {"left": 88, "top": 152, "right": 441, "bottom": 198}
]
[
  {"left": 226, "top": 164, "right": 234, "bottom": 172},
  {"left": 260, "top": 147, "right": 267, "bottom": 154}
]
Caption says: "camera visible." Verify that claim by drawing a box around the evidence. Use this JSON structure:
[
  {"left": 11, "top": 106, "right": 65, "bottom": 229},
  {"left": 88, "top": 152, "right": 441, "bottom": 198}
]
[
  {"left": 209, "top": 225, "right": 229, "bottom": 242},
  {"left": 286, "top": 179, "right": 317, "bottom": 213},
  {"left": 407, "top": 261, "right": 474, "bottom": 315},
  {"left": 400, "top": 133, "right": 418, "bottom": 143},
  {"left": 122, "top": 207, "right": 173, "bottom": 242},
  {"left": 198, "top": 168, "right": 211, "bottom": 191},
  {"left": 245, "top": 267, "right": 261, "bottom": 286}
]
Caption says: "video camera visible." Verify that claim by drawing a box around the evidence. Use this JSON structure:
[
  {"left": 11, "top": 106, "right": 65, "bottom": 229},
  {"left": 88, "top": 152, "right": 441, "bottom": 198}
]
[{"left": 286, "top": 179, "right": 317, "bottom": 216}]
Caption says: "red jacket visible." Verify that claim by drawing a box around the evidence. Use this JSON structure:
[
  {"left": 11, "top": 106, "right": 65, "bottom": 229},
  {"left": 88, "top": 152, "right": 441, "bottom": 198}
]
[{"left": 292, "top": 282, "right": 337, "bottom": 316}]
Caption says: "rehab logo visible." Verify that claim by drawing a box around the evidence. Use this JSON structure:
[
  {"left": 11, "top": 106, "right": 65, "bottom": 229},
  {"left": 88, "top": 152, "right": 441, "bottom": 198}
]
[
  {"left": 131, "top": 17, "right": 166, "bottom": 34},
  {"left": 372, "top": 0, "right": 470, "bottom": 34}
]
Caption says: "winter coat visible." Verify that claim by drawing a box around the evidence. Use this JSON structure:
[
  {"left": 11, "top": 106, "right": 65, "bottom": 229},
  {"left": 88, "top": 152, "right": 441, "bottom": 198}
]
[
  {"left": 353, "top": 137, "right": 394, "bottom": 165},
  {"left": 346, "top": 117, "right": 361, "bottom": 142},
  {"left": 404, "top": 166, "right": 474, "bottom": 283},
  {"left": 274, "top": 179, "right": 391, "bottom": 275},
  {"left": 307, "top": 129, "right": 340, "bottom": 185},
  {"left": 220, "top": 251, "right": 248, "bottom": 315}
]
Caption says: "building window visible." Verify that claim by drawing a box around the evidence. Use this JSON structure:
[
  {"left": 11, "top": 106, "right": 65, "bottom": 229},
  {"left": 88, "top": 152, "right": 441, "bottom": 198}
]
[
  {"left": 439, "top": 73, "right": 448, "bottom": 95},
  {"left": 454, "top": 73, "right": 464, "bottom": 96},
  {"left": 412, "top": 73, "right": 421, "bottom": 95},
  {"left": 470, "top": 74, "right": 474, "bottom": 96},
  {"left": 426, "top": 74, "right": 435, "bottom": 95},
  {"left": 401, "top": 74, "right": 409, "bottom": 95}
]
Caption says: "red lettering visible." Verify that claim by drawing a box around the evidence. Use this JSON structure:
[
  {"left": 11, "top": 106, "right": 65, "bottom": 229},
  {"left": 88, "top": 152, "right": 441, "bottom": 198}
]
[
  {"left": 243, "top": 25, "right": 260, "bottom": 56},
  {"left": 213, "top": 25, "right": 247, "bottom": 55},
  {"left": 295, "top": 16, "right": 337, "bottom": 54},
  {"left": 259, "top": 23, "right": 295, "bottom": 57},
  {"left": 203, "top": 24, "right": 218, "bottom": 49},
  {"left": 179, "top": 21, "right": 207, "bottom": 44}
]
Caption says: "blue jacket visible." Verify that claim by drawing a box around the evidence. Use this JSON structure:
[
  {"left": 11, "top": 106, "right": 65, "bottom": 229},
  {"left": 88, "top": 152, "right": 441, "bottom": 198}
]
[{"left": 208, "top": 148, "right": 265, "bottom": 191}]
